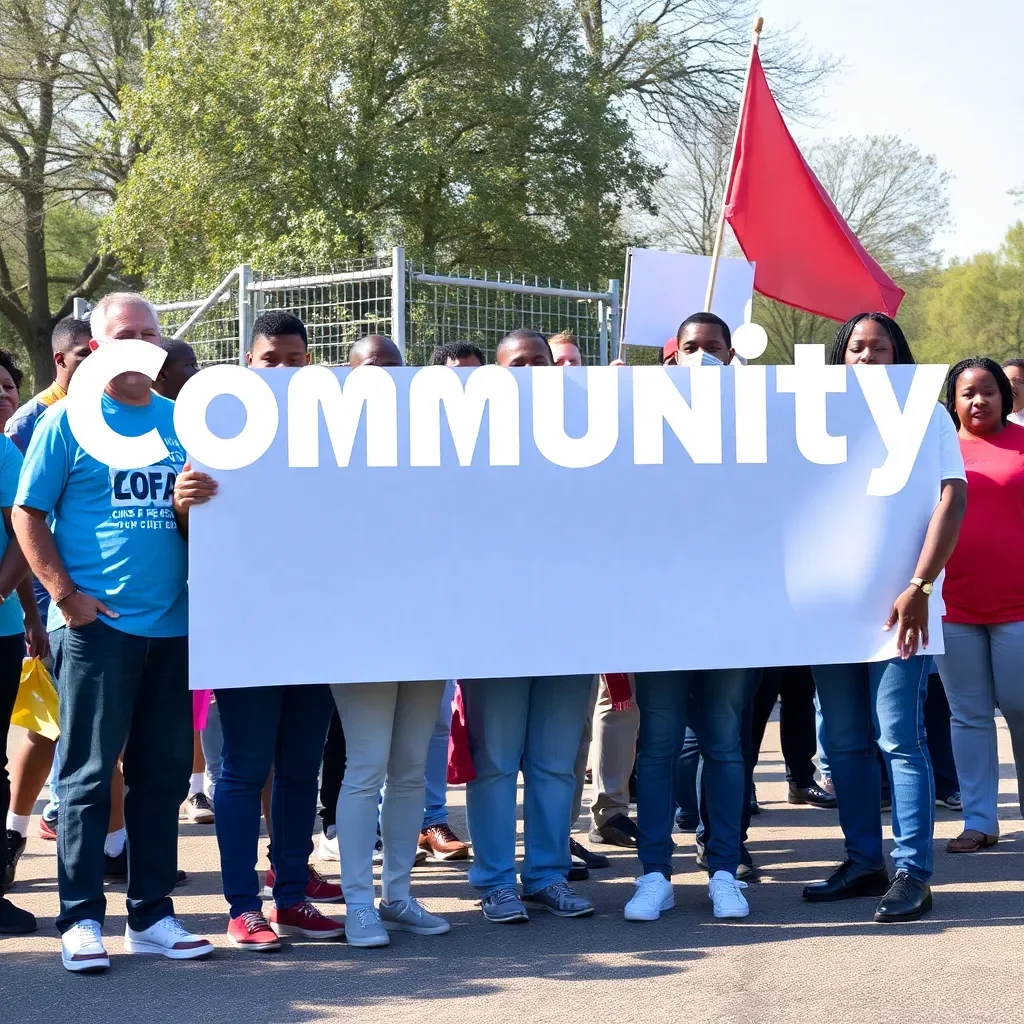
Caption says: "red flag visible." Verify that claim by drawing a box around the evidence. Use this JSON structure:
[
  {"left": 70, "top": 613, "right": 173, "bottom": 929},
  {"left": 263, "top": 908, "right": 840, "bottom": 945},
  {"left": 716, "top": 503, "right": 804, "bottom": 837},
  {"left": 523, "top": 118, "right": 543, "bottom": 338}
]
[{"left": 724, "top": 51, "right": 904, "bottom": 322}]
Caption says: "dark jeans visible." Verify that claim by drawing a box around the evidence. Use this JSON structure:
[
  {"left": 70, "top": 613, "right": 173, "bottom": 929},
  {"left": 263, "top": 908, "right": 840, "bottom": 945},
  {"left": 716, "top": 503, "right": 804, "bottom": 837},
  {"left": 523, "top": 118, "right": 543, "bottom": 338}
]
[
  {"left": 51, "top": 622, "right": 190, "bottom": 933},
  {"left": 0, "top": 633, "right": 26, "bottom": 878},
  {"left": 214, "top": 684, "right": 335, "bottom": 916},
  {"left": 636, "top": 669, "right": 751, "bottom": 878},
  {"left": 751, "top": 666, "right": 816, "bottom": 787},
  {"left": 319, "top": 710, "right": 347, "bottom": 830},
  {"left": 925, "top": 672, "right": 959, "bottom": 801},
  {"left": 676, "top": 672, "right": 759, "bottom": 869}
]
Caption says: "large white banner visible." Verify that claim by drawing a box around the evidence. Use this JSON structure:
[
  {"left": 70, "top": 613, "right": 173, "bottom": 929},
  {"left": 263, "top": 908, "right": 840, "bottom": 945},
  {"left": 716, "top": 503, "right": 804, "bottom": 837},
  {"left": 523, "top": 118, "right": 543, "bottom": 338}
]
[{"left": 64, "top": 344, "right": 949, "bottom": 688}]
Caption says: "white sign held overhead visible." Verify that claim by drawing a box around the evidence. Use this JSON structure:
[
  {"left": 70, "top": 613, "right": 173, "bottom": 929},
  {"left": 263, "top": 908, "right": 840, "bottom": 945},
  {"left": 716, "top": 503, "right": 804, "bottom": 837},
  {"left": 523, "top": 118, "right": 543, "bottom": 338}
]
[{"left": 622, "top": 248, "right": 755, "bottom": 352}]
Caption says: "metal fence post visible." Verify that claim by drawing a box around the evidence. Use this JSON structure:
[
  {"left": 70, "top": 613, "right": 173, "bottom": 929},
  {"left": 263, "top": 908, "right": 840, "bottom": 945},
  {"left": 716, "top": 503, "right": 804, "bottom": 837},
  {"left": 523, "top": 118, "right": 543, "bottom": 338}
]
[
  {"left": 391, "top": 247, "right": 407, "bottom": 358},
  {"left": 237, "top": 264, "right": 254, "bottom": 366},
  {"left": 608, "top": 279, "right": 621, "bottom": 362}
]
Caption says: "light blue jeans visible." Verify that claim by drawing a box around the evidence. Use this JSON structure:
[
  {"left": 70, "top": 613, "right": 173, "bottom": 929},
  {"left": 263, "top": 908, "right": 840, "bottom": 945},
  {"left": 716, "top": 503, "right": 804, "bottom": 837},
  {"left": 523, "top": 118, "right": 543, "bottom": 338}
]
[
  {"left": 422, "top": 680, "right": 456, "bottom": 830},
  {"left": 462, "top": 674, "right": 593, "bottom": 895},
  {"left": 43, "top": 743, "right": 61, "bottom": 819},
  {"left": 934, "top": 622, "right": 1024, "bottom": 836},
  {"left": 812, "top": 657, "right": 934, "bottom": 881},
  {"left": 200, "top": 699, "right": 223, "bottom": 796}
]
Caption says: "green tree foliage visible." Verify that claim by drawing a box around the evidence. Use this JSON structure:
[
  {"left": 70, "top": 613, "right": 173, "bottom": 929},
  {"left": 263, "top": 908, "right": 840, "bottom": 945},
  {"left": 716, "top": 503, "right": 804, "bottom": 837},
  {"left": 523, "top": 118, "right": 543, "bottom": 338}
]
[
  {"left": 106, "top": 0, "right": 658, "bottom": 292},
  {"left": 911, "top": 223, "right": 1024, "bottom": 366},
  {"left": 0, "top": 0, "right": 161, "bottom": 388}
]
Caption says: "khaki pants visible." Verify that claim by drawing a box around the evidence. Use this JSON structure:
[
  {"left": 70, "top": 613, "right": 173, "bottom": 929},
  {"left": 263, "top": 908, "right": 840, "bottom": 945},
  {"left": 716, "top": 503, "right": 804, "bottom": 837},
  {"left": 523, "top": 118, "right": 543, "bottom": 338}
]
[{"left": 572, "top": 674, "right": 640, "bottom": 830}]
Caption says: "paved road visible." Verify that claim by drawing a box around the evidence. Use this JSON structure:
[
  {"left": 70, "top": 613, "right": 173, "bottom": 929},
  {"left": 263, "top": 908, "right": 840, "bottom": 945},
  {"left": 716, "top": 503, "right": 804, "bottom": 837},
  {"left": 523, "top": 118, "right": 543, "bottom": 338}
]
[{"left": 2, "top": 721, "right": 1021, "bottom": 1024}]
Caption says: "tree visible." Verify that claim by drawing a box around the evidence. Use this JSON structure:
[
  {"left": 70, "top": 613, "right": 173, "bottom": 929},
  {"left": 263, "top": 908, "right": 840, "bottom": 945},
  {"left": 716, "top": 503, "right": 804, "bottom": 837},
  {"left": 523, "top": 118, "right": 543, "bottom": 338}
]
[
  {"left": 911, "top": 223, "right": 1024, "bottom": 366},
  {"left": 0, "top": 0, "right": 161, "bottom": 388},
  {"left": 106, "top": 0, "right": 657, "bottom": 293},
  {"left": 644, "top": 129, "right": 951, "bottom": 360},
  {"left": 575, "top": 0, "right": 831, "bottom": 133}
]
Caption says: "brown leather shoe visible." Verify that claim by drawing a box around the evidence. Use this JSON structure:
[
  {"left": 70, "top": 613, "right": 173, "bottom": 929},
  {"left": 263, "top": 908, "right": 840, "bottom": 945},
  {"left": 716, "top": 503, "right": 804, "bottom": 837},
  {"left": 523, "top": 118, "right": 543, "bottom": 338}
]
[
  {"left": 418, "top": 823, "right": 470, "bottom": 862},
  {"left": 946, "top": 829, "right": 998, "bottom": 853}
]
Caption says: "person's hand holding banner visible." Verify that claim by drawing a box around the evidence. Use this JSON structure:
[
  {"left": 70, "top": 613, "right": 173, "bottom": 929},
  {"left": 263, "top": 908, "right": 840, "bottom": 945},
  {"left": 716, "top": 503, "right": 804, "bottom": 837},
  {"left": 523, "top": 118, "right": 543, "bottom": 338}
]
[
  {"left": 884, "top": 584, "right": 930, "bottom": 660},
  {"left": 173, "top": 464, "right": 218, "bottom": 512}
]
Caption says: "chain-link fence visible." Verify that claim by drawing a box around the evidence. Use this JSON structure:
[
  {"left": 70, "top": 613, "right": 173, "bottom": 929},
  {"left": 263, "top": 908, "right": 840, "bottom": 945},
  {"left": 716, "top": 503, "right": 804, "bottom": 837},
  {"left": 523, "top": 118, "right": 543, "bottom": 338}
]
[{"left": 148, "top": 249, "right": 618, "bottom": 368}]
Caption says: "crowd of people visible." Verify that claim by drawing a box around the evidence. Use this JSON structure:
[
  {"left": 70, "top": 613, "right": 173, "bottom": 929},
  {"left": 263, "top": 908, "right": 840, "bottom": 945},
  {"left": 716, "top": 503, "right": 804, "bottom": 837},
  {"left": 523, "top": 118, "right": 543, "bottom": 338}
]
[{"left": 0, "top": 295, "right": 1021, "bottom": 974}]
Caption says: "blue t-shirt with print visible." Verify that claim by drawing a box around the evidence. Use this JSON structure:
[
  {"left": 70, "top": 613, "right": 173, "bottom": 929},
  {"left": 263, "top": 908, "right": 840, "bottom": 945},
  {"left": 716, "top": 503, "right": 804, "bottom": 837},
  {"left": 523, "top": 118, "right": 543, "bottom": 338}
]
[
  {"left": 0, "top": 435, "right": 25, "bottom": 636},
  {"left": 16, "top": 393, "right": 188, "bottom": 637}
]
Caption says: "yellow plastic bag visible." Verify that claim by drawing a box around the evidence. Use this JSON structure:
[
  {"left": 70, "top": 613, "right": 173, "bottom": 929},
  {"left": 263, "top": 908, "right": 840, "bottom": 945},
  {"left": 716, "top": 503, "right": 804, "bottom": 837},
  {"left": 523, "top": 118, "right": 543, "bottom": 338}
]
[{"left": 10, "top": 657, "right": 59, "bottom": 740}]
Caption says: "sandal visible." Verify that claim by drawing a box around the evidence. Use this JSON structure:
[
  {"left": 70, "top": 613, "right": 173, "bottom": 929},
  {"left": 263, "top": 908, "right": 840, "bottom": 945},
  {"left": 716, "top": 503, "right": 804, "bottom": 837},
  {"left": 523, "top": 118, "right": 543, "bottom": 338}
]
[{"left": 946, "top": 829, "right": 998, "bottom": 853}]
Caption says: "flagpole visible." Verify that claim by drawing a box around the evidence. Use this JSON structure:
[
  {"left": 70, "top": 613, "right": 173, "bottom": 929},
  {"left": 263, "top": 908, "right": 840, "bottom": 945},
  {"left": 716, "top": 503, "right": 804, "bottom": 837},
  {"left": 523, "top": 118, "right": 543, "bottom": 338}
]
[{"left": 703, "top": 15, "right": 763, "bottom": 313}]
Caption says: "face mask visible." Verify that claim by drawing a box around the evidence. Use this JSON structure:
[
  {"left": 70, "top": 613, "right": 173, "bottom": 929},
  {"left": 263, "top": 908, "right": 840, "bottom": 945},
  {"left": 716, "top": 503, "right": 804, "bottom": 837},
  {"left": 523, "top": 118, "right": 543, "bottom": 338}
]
[{"left": 679, "top": 349, "right": 724, "bottom": 367}]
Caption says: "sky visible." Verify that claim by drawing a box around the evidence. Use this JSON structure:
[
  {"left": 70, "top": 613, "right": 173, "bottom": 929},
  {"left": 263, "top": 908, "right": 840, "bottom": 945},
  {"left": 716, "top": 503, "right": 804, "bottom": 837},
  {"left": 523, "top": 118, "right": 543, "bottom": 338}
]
[{"left": 757, "top": 0, "right": 1022, "bottom": 262}]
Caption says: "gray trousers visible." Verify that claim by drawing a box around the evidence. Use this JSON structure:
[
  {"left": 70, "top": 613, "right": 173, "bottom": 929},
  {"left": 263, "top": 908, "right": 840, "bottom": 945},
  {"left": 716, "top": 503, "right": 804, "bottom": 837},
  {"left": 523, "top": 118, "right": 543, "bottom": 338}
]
[
  {"left": 572, "top": 674, "right": 639, "bottom": 830},
  {"left": 934, "top": 621, "right": 1024, "bottom": 835}
]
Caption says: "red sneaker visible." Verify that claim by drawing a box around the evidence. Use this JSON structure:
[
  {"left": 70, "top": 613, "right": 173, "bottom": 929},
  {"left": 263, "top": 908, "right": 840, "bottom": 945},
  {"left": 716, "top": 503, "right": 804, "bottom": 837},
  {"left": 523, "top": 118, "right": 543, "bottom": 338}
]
[
  {"left": 270, "top": 902, "right": 345, "bottom": 940},
  {"left": 227, "top": 910, "right": 281, "bottom": 951},
  {"left": 39, "top": 817, "right": 57, "bottom": 841},
  {"left": 263, "top": 864, "right": 344, "bottom": 903},
  {"left": 306, "top": 865, "right": 344, "bottom": 903}
]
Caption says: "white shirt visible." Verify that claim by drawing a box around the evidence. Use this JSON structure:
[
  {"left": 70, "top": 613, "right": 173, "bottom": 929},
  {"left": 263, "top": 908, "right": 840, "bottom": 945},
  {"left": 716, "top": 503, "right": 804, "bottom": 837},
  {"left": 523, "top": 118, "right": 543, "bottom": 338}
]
[{"left": 936, "top": 405, "right": 966, "bottom": 483}]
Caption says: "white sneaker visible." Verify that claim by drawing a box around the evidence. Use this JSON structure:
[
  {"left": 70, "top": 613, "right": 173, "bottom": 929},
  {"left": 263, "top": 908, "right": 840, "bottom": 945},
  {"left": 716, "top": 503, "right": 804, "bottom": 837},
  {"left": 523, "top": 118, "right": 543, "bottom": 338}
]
[
  {"left": 61, "top": 920, "right": 109, "bottom": 973},
  {"left": 124, "top": 916, "right": 215, "bottom": 959},
  {"left": 318, "top": 825, "right": 339, "bottom": 862},
  {"left": 624, "top": 872, "right": 675, "bottom": 921},
  {"left": 709, "top": 870, "right": 749, "bottom": 919}
]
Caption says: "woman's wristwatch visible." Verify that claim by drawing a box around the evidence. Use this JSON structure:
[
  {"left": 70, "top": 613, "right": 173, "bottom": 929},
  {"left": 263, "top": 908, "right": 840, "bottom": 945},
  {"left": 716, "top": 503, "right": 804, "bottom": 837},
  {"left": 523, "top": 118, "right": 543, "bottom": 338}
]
[{"left": 910, "top": 577, "right": 933, "bottom": 595}]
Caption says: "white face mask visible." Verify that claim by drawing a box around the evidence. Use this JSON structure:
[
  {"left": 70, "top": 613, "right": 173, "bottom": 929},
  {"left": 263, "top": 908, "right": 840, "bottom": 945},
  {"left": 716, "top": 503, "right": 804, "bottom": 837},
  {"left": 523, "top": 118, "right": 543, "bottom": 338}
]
[{"left": 678, "top": 349, "right": 725, "bottom": 367}]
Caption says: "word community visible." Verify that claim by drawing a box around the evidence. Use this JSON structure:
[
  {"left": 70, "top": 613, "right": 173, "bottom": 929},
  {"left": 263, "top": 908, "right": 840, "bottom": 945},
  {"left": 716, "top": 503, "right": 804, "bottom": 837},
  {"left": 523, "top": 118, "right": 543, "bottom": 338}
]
[{"left": 68, "top": 342, "right": 949, "bottom": 496}]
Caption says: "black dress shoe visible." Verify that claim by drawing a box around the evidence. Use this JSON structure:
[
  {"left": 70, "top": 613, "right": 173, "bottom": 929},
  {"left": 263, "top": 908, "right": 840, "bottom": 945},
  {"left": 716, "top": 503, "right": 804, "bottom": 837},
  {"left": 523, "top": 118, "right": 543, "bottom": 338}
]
[
  {"left": 874, "top": 871, "right": 932, "bottom": 922},
  {"left": 570, "top": 838, "right": 609, "bottom": 869},
  {"left": 588, "top": 813, "right": 639, "bottom": 848},
  {"left": 788, "top": 783, "right": 837, "bottom": 809},
  {"left": 737, "top": 861, "right": 759, "bottom": 883},
  {"left": 749, "top": 785, "right": 761, "bottom": 816},
  {"left": 3, "top": 829, "right": 27, "bottom": 891},
  {"left": 567, "top": 859, "right": 589, "bottom": 882},
  {"left": 674, "top": 813, "right": 698, "bottom": 833},
  {"left": 802, "top": 861, "right": 890, "bottom": 902},
  {"left": 0, "top": 896, "right": 36, "bottom": 935}
]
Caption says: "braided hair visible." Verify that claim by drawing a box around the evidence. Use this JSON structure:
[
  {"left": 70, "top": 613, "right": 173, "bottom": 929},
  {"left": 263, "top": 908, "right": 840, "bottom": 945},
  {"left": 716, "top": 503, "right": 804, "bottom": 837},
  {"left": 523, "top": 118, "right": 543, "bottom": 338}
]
[
  {"left": 944, "top": 357, "right": 1013, "bottom": 430},
  {"left": 827, "top": 312, "right": 915, "bottom": 366}
]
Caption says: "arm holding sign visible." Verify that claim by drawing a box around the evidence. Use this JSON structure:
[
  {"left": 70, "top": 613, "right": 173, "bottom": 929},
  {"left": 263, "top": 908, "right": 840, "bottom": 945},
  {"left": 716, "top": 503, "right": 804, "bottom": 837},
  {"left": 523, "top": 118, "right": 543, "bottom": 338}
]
[{"left": 172, "top": 463, "right": 218, "bottom": 539}]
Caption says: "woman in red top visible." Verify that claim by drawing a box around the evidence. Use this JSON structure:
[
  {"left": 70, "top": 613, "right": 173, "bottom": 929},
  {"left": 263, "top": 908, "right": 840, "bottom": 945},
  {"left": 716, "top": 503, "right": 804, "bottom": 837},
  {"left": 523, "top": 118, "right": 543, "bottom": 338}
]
[{"left": 935, "top": 357, "right": 1024, "bottom": 853}]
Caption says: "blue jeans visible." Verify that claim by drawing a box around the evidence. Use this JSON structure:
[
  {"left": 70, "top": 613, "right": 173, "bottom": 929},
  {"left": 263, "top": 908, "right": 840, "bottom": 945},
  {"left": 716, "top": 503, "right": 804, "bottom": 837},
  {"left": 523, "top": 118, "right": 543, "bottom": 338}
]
[
  {"left": 214, "top": 684, "right": 335, "bottom": 916},
  {"left": 51, "top": 622, "right": 191, "bottom": 933},
  {"left": 423, "top": 680, "right": 455, "bottom": 830},
  {"left": 812, "top": 657, "right": 933, "bottom": 881},
  {"left": 635, "top": 669, "right": 750, "bottom": 878},
  {"left": 462, "top": 674, "right": 593, "bottom": 895}
]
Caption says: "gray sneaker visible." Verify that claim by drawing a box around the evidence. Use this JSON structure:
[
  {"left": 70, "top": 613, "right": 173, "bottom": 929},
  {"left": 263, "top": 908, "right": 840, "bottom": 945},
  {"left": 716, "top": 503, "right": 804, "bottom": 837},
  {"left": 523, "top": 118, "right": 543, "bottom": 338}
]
[
  {"left": 522, "top": 882, "right": 595, "bottom": 918},
  {"left": 344, "top": 905, "right": 390, "bottom": 947},
  {"left": 480, "top": 887, "right": 529, "bottom": 923},
  {"left": 379, "top": 898, "right": 450, "bottom": 935}
]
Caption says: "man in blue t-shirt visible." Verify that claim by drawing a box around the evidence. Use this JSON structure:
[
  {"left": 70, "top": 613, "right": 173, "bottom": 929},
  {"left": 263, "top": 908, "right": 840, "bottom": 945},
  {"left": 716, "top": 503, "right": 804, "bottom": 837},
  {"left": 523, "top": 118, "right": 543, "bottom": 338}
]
[
  {"left": 12, "top": 292, "right": 217, "bottom": 973},
  {"left": 5, "top": 315, "right": 93, "bottom": 846}
]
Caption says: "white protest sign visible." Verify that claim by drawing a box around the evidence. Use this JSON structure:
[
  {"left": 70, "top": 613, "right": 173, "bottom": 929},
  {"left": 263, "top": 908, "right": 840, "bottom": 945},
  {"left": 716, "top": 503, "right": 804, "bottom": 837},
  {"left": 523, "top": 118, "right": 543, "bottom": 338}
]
[{"left": 622, "top": 248, "right": 755, "bottom": 349}]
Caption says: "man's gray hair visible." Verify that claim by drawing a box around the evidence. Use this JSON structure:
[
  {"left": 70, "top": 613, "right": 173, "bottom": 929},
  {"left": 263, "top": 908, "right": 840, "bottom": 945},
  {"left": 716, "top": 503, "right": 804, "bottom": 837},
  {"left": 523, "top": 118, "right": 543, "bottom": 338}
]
[{"left": 90, "top": 292, "right": 160, "bottom": 343}]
